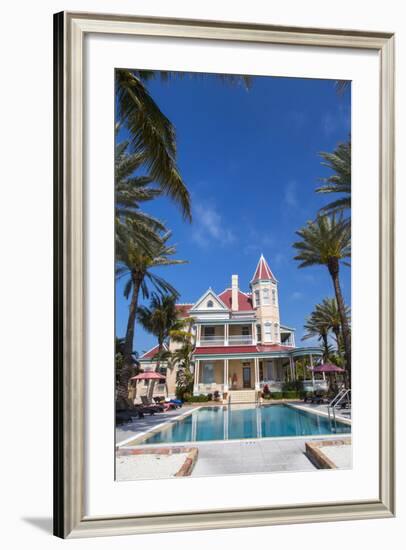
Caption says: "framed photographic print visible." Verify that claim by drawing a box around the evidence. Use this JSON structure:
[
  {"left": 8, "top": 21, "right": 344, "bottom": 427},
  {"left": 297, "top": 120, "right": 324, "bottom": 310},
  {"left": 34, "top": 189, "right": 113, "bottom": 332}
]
[{"left": 54, "top": 11, "right": 395, "bottom": 538}]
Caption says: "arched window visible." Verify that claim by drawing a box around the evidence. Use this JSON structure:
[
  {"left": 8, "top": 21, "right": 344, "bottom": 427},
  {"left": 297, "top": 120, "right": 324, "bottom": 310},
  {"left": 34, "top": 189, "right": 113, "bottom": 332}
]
[{"left": 207, "top": 300, "right": 214, "bottom": 308}]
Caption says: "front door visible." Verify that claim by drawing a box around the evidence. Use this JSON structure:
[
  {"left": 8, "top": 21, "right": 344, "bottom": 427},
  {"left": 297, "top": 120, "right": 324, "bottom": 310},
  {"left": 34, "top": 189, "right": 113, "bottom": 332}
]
[{"left": 242, "top": 367, "right": 251, "bottom": 388}]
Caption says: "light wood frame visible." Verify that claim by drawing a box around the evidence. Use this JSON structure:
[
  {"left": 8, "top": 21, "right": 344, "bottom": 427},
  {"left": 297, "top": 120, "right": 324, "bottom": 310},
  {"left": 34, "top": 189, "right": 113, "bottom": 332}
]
[{"left": 54, "top": 11, "right": 395, "bottom": 538}]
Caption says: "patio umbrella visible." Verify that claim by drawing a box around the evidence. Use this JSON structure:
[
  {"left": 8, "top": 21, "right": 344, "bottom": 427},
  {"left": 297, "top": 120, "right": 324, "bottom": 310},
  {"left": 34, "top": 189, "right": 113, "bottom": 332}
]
[
  {"left": 130, "top": 372, "right": 166, "bottom": 381},
  {"left": 130, "top": 371, "right": 166, "bottom": 401}
]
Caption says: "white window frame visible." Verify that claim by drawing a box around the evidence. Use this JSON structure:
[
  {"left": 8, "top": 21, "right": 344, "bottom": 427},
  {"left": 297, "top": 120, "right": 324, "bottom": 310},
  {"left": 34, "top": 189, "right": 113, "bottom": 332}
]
[
  {"left": 262, "top": 287, "right": 270, "bottom": 305},
  {"left": 274, "top": 323, "right": 279, "bottom": 342},
  {"left": 256, "top": 324, "right": 262, "bottom": 343},
  {"left": 264, "top": 322, "right": 272, "bottom": 340},
  {"left": 254, "top": 289, "right": 260, "bottom": 307},
  {"left": 202, "top": 363, "right": 215, "bottom": 384},
  {"left": 272, "top": 288, "right": 277, "bottom": 305}
]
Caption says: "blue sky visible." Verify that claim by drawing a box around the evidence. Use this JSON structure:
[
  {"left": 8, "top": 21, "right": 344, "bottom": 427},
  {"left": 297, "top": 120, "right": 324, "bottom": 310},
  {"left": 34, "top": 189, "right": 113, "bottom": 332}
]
[{"left": 116, "top": 73, "right": 351, "bottom": 355}]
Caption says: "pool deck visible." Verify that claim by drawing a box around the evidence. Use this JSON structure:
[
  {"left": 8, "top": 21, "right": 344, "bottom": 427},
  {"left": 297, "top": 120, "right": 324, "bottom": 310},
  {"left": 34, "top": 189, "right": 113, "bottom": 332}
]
[{"left": 116, "top": 402, "right": 352, "bottom": 479}]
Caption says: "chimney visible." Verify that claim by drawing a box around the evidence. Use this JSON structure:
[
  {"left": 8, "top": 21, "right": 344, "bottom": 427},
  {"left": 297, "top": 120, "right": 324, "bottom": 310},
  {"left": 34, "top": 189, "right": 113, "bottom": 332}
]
[{"left": 231, "top": 275, "right": 239, "bottom": 311}]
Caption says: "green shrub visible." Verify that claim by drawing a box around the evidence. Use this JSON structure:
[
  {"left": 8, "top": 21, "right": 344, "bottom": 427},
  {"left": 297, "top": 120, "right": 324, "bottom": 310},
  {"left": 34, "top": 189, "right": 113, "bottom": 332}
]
[
  {"left": 262, "top": 393, "right": 271, "bottom": 400},
  {"left": 271, "top": 392, "right": 283, "bottom": 400},
  {"left": 282, "top": 390, "right": 300, "bottom": 399},
  {"left": 185, "top": 394, "right": 210, "bottom": 403}
]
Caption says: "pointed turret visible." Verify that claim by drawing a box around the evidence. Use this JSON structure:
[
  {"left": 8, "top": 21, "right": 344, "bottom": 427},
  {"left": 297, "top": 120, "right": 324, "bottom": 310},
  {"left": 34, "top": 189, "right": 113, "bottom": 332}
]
[
  {"left": 250, "top": 254, "right": 276, "bottom": 283},
  {"left": 250, "top": 255, "right": 280, "bottom": 344}
]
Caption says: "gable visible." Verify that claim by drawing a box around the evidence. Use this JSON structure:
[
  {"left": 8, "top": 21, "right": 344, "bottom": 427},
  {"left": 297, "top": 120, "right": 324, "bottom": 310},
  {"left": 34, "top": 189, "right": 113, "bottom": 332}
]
[{"left": 190, "top": 288, "right": 229, "bottom": 312}]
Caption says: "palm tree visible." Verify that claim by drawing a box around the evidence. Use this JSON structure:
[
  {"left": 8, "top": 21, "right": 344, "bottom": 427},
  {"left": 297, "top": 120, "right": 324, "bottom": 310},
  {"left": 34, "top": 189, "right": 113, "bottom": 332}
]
[
  {"left": 314, "top": 297, "right": 351, "bottom": 351},
  {"left": 137, "top": 293, "right": 181, "bottom": 399},
  {"left": 116, "top": 229, "right": 186, "bottom": 366},
  {"left": 317, "top": 140, "right": 351, "bottom": 217},
  {"left": 115, "top": 139, "right": 167, "bottom": 254},
  {"left": 116, "top": 69, "right": 191, "bottom": 221},
  {"left": 302, "top": 311, "right": 331, "bottom": 361},
  {"left": 293, "top": 215, "right": 352, "bottom": 380}
]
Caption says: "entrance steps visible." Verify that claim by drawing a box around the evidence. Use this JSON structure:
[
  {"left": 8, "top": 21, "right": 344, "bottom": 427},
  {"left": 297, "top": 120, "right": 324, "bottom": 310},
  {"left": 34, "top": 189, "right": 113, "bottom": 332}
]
[{"left": 228, "top": 390, "right": 257, "bottom": 404}]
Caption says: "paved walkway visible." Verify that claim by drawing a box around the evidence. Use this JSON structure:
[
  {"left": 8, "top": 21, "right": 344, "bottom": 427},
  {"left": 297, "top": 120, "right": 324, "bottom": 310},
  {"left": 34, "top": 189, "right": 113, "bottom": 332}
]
[{"left": 190, "top": 436, "right": 351, "bottom": 477}]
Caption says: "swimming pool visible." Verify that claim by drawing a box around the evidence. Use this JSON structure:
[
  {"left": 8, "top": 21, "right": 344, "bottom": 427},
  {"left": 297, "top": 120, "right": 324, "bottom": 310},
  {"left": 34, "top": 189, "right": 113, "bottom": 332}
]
[{"left": 140, "top": 404, "right": 351, "bottom": 445}]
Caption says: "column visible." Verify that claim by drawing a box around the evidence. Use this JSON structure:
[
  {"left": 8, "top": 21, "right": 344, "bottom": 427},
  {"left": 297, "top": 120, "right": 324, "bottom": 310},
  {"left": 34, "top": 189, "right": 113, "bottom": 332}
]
[
  {"left": 224, "top": 359, "right": 229, "bottom": 391},
  {"left": 310, "top": 354, "right": 315, "bottom": 386},
  {"left": 224, "top": 323, "right": 229, "bottom": 345},
  {"left": 252, "top": 322, "right": 257, "bottom": 345},
  {"left": 254, "top": 357, "right": 260, "bottom": 390},
  {"left": 196, "top": 324, "right": 201, "bottom": 346},
  {"left": 193, "top": 359, "right": 200, "bottom": 395},
  {"left": 289, "top": 355, "right": 295, "bottom": 381}
]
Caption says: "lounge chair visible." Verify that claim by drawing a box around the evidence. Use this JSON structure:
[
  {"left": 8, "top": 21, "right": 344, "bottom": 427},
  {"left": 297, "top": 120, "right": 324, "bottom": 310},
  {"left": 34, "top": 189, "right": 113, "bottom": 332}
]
[{"left": 141, "top": 395, "right": 165, "bottom": 412}]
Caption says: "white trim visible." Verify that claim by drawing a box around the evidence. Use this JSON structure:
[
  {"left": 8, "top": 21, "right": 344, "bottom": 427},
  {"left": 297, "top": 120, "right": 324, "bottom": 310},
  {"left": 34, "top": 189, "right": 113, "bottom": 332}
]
[{"left": 190, "top": 288, "right": 229, "bottom": 312}]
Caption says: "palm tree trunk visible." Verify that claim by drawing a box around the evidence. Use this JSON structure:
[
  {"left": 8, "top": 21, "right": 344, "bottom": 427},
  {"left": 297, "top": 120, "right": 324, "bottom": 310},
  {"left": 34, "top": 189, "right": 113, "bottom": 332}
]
[
  {"left": 328, "top": 259, "right": 351, "bottom": 384},
  {"left": 123, "top": 271, "right": 142, "bottom": 360},
  {"left": 332, "top": 328, "right": 342, "bottom": 358},
  {"left": 321, "top": 332, "right": 329, "bottom": 362},
  {"left": 117, "top": 271, "right": 142, "bottom": 402}
]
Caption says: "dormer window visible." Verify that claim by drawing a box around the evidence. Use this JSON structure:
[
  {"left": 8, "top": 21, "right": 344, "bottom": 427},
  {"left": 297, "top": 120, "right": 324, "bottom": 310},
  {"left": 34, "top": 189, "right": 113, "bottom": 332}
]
[{"left": 207, "top": 300, "right": 214, "bottom": 308}]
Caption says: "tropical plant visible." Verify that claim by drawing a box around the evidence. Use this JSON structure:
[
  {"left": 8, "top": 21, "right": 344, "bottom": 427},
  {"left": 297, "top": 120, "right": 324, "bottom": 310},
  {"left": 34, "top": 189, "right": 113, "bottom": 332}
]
[
  {"left": 137, "top": 293, "right": 182, "bottom": 399},
  {"left": 115, "top": 337, "right": 140, "bottom": 402},
  {"left": 293, "top": 214, "right": 352, "bottom": 380},
  {"left": 317, "top": 140, "right": 351, "bottom": 217},
  {"left": 116, "top": 229, "right": 186, "bottom": 365},
  {"left": 116, "top": 69, "right": 191, "bottom": 221},
  {"left": 335, "top": 80, "right": 350, "bottom": 94},
  {"left": 115, "top": 139, "right": 167, "bottom": 256},
  {"left": 302, "top": 311, "right": 331, "bottom": 361},
  {"left": 171, "top": 318, "right": 196, "bottom": 398},
  {"left": 314, "top": 297, "right": 351, "bottom": 351}
]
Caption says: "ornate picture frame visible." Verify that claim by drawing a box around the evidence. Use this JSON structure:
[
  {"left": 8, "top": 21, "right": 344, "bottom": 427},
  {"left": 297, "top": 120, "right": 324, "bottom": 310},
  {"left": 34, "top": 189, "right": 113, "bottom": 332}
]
[{"left": 54, "top": 11, "right": 395, "bottom": 538}]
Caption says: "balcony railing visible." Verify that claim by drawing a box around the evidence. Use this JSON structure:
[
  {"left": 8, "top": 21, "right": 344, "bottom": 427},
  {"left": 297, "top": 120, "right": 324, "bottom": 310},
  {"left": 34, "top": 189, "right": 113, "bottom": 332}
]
[
  {"left": 228, "top": 335, "right": 253, "bottom": 344},
  {"left": 199, "top": 334, "right": 254, "bottom": 346},
  {"left": 281, "top": 342, "right": 294, "bottom": 347},
  {"left": 302, "top": 379, "right": 329, "bottom": 392},
  {"left": 195, "top": 383, "right": 225, "bottom": 394},
  {"left": 199, "top": 336, "right": 225, "bottom": 346}
]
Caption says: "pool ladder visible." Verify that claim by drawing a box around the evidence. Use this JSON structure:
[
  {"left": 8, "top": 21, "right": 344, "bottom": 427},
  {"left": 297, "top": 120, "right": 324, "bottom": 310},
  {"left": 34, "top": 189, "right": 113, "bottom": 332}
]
[{"left": 327, "top": 388, "right": 351, "bottom": 421}]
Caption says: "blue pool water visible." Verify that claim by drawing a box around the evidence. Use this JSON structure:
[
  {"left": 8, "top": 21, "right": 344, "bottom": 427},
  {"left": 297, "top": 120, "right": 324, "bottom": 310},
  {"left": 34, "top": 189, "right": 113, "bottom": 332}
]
[{"left": 142, "top": 404, "right": 351, "bottom": 445}]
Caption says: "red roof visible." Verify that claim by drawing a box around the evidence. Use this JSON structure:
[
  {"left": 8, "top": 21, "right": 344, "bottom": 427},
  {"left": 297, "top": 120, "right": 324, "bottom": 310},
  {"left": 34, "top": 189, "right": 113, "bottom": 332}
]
[
  {"left": 139, "top": 344, "right": 168, "bottom": 360},
  {"left": 194, "top": 344, "right": 292, "bottom": 355},
  {"left": 175, "top": 304, "right": 193, "bottom": 317},
  {"left": 251, "top": 255, "right": 276, "bottom": 282},
  {"left": 218, "top": 289, "right": 253, "bottom": 311}
]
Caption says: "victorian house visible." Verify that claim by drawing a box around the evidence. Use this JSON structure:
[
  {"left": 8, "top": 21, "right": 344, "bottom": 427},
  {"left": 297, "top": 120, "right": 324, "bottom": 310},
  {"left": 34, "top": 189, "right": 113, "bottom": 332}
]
[{"left": 138, "top": 255, "right": 322, "bottom": 402}]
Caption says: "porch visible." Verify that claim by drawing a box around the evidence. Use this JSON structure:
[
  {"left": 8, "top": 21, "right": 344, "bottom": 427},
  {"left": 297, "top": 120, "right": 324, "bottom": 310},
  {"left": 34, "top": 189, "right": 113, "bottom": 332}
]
[
  {"left": 193, "top": 349, "right": 324, "bottom": 396},
  {"left": 193, "top": 358, "right": 286, "bottom": 395}
]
